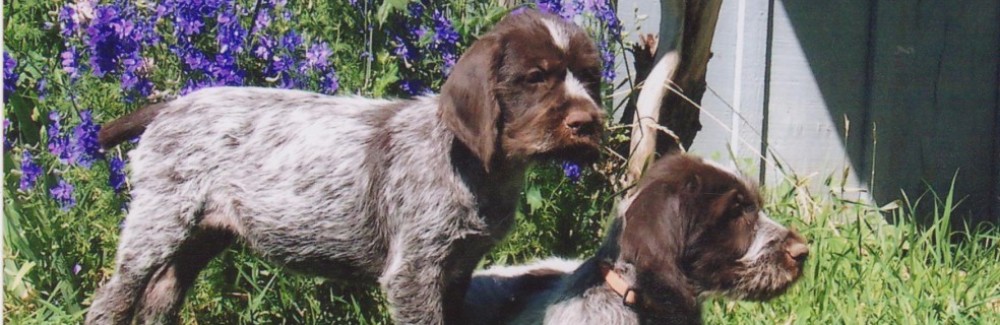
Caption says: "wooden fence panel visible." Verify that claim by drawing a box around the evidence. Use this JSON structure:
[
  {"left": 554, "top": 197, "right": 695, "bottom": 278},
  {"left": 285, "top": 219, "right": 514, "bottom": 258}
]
[{"left": 616, "top": 0, "right": 999, "bottom": 223}]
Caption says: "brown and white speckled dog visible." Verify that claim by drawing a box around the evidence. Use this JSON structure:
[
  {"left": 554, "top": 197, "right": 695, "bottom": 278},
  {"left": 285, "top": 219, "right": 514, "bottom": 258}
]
[
  {"left": 86, "top": 9, "right": 604, "bottom": 325},
  {"left": 463, "top": 155, "right": 809, "bottom": 325}
]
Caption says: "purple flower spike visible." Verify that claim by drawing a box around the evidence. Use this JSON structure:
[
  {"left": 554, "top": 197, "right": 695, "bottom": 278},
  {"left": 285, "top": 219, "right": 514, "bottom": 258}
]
[
  {"left": 281, "top": 31, "right": 302, "bottom": 51},
  {"left": 70, "top": 110, "right": 102, "bottom": 168},
  {"left": 109, "top": 155, "right": 127, "bottom": 193},
  {"left": 599, "top": 40, "right": 615, "bottom": 82},
  {"left": 19, "top": 150, "right": 42, "bottom": 191},
  {"left": 4, "top": 51, "right": 18, "bottom": 103},
  {"left": 48, "top": 111, "right": 72, "bottom": 164},
  {"left": 3, "top": 118, "right": 13, "bottom": 151},
  {"left": 322, "top": 69, "right": 340, "bottom": 94},
  {"left": 561, "top": 161, "right": 582, "bottom": 183},
  {"left": 430, "top": 9, "right": 459, "bottom": 76},
  {"left": 399, "top": 79, "right": 427, "bottom": 96},
  {"left": 36, "top": 78, "right": 48, "bottom": 101},
  {"left": 61, "top": 48, "right": 80, "bottom": 79},
  {"left": 536, "top": 0, "right": 564, "bottom": 15},
  {"left": 59, "top": 5, "right": 78, "bottom": 38},
  {"left": 51, "top": 179, "right": 77, "bottom": 210},
  {"left": 304, "top": 42, "right": 332, "bottom": 72}
]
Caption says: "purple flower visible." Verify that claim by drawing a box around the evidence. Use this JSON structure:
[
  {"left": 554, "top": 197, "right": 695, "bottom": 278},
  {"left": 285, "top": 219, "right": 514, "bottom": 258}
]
[
  {"left": 19, "top": 150, "right": 42, "bottom": 191},
  {"left": 441, "top": 52, "right": 457, "bottom": 72},
  {"left": 59, "top": 5, "right": 78, "bottom": 38},
  {"left": 303, "top": 42, "right": 332, "bottom": 72},
  {"left": 598, "top": 40, "right": 615, "bottom": 82},
  {"left": 181, "top": 79, "right": 211, "bottom": 95},
  {"left": 61, "top": 48, "right": 80, "bottom": 79},
  {"left": 588, "top": 0, "right": 622, "bottom": 42},
  {"left": 158, "top": 0, "right": 226, "bottom": 39},
  {"left": 72, "top": 264, "right": 83, "bottom": 275},
  {"left": 564, "top": 0, "right": 583, "bottom": 19},
  {"left": 210, "top": 54, "right": 244, "bottom": 86},
  {"left": 254, "top": 35, "right": 276, "bottom": 59},
  {"left": 175, "top": 44, "right": 208, "bottom": 71},
  {"left": 408, "top": 2, "right": 425, "bottom": 17},
  {"left": 163, "top": 0, "right": 246, "bottom": 91},
  {"left": 121, "top": 52, "right": 153, "bottom": 97},
  {"left": 281, "top": 31, "right": 302, "bottom": 51},
  {"left": 321, "top": 70, "right": 340, "bottom": 94},
  {"left": 50, "top": 179, "right": 76, "bottom": 210},
  {"left": 70, "top": 110, "right": 102, "bottom": 168},
  {"left": 4, "top": 51, "right": 18, "bottom": 103},
  {"left": 561, "top": 161, "right": 581, "bottom": 183},
  {"left": 85, "top": 3, "right": 152, "bottom": 96},
  {"left": 167, "top": 0, "right": 208, "bottom": 38},
  {"left": 536, "top": 0, "right": 564, "bottom": 15},
  {"left": 86, "top": 5, "right": 124, "bottom": 77},
  {"left": 430, "top": 9, "right": 459, "bottom": 76},
  {"left": 48, "top": 111, "right": 72, "bottom": 163},
  {"left": 253, "top": 8, "right": 272, "bottom": 33},
  {"left": 217, "top": 9, "right": 246, "bottom": 54},
  {"left": 36, "top": 78, "right": 48, "bottom": 101},
  {"left": 399, "top": 79, "right": 428, "bottom": 96},
  {"left": 392, "top": 35, "right": 420, "bottom": 62},
  {"left": 3, "top": 118, "right": 13, "bottom": 150},
  {"left": 109, "top": 155, "right": 127, "bottom": 193},
  {"left": 431, "top": 10, "right": 459, "bottom": 50},
  {"left": 270, "top": 54, "right": 294, "bottom": 74}
]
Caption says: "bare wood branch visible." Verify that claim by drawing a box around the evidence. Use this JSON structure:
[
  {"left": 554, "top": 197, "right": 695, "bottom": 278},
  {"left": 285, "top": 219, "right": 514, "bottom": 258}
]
[
  {"left": 626, "top": 51, "right": 681, "bottom": 184},
  {"left": 656, "top": 0, "right": 722, "bottom": 154},
  {"left": 623, "top": 0, "right": 722, "bottom": 188}
]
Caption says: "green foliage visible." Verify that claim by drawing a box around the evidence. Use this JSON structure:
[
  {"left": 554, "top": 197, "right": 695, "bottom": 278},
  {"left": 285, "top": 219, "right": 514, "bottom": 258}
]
[{"left": 702, "top": 183, "right": 1000, "bottom": 324}]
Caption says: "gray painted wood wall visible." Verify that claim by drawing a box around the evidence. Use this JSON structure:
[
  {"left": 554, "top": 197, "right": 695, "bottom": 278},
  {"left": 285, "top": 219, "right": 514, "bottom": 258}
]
[{"left": 616, "top": 0, "right": 999, "bottom": 224}]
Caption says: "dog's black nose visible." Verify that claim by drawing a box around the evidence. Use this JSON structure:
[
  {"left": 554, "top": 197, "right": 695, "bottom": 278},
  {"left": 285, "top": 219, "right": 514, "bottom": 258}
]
[{"left": 564, "top": 110, "right": 599, "bottom": 136}]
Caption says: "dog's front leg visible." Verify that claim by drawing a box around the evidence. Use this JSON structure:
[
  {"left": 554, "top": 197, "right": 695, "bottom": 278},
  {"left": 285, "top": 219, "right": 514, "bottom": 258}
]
[
  {"left": 381, "top": 255, "right": 450, "bottom": 325},
  {"left": 380, "top": 230, "right": 490, "bottom": 325}
]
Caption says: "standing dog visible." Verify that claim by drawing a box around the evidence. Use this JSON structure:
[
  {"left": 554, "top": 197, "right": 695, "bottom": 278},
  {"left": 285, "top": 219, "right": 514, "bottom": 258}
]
[
  {"left": 464, "top": 155, "right": 809, "bottom": 324},
  {"left": 87, "top": 9, "right": 604, "bottom": 325}
]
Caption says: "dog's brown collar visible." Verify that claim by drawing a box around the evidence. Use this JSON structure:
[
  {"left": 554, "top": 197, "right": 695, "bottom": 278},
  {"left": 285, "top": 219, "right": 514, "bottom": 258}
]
[{"left": 600, "top": 263, "right": 638, "bottom": 306}]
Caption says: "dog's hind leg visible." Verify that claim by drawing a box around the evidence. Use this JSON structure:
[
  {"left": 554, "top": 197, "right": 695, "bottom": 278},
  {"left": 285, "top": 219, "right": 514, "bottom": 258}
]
[
  {"left": 85, "top": 196, "right": 203, "bottom": 325},
  {"left": 134, "top": 226, "right": 233, "bottom": 324}
]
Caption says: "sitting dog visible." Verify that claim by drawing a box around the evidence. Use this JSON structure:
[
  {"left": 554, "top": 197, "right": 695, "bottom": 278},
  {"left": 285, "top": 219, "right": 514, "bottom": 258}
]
[
  {"left": 86, "top": 9, "right": 604, "bottom": 325},
  {"left": 464, "top": 155, "right": 809, "bottom": 324}
]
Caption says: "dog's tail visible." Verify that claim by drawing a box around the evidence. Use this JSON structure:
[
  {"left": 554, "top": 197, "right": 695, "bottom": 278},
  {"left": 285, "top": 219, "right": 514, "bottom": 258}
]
[{"left": 98, "top": 103, "right": 168, "bottom": 149}]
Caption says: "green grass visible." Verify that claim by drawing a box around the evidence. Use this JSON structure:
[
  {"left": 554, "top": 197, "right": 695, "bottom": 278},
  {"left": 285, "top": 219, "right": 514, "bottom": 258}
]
[{"left": 702, "top": 183, "right": 1000, "bottom": 324}]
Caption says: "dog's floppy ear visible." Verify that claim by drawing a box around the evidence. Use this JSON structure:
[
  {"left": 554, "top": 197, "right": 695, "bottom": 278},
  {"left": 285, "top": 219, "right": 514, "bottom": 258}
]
[
  {"left": 440, "top": 33, "right": 503, "bottom": 171},
  {"left": 619, "top": 181, "right": 698, "bottom": 314},
  {"left": 620, "top": 183, "right": 686, "bottom": 273}
]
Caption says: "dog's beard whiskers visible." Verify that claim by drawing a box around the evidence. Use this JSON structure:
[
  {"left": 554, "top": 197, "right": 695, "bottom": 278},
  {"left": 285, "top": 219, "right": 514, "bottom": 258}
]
[{"left": 727, "top": 255, "right": 800, "bottom": 301}]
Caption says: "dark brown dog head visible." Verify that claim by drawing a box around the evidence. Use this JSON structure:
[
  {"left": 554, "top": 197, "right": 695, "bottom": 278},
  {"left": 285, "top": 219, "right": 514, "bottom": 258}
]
[
  {"left": 440, "top": 9, "right": 604, "bottom": 171},
  {"left": 618, "top": 155, "right": 808, "bottom": 305}
]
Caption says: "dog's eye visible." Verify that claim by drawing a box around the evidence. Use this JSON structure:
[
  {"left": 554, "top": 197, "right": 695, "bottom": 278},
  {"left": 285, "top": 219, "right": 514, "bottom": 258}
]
[
  {"left": 728, "top": 201, "right": 756, "bottom": 219},
  {"left": 525, "top": 69, "right": 546, "bottom": 84}
]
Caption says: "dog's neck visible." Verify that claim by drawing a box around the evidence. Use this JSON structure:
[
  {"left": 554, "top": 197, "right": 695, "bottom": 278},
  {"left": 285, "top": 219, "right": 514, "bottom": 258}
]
[
  {"left": 580, "top": 220, "right": 704, "bottom": 325},
  {"left": 449, "top": 140, "right": 526, "bottom": 233}
]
